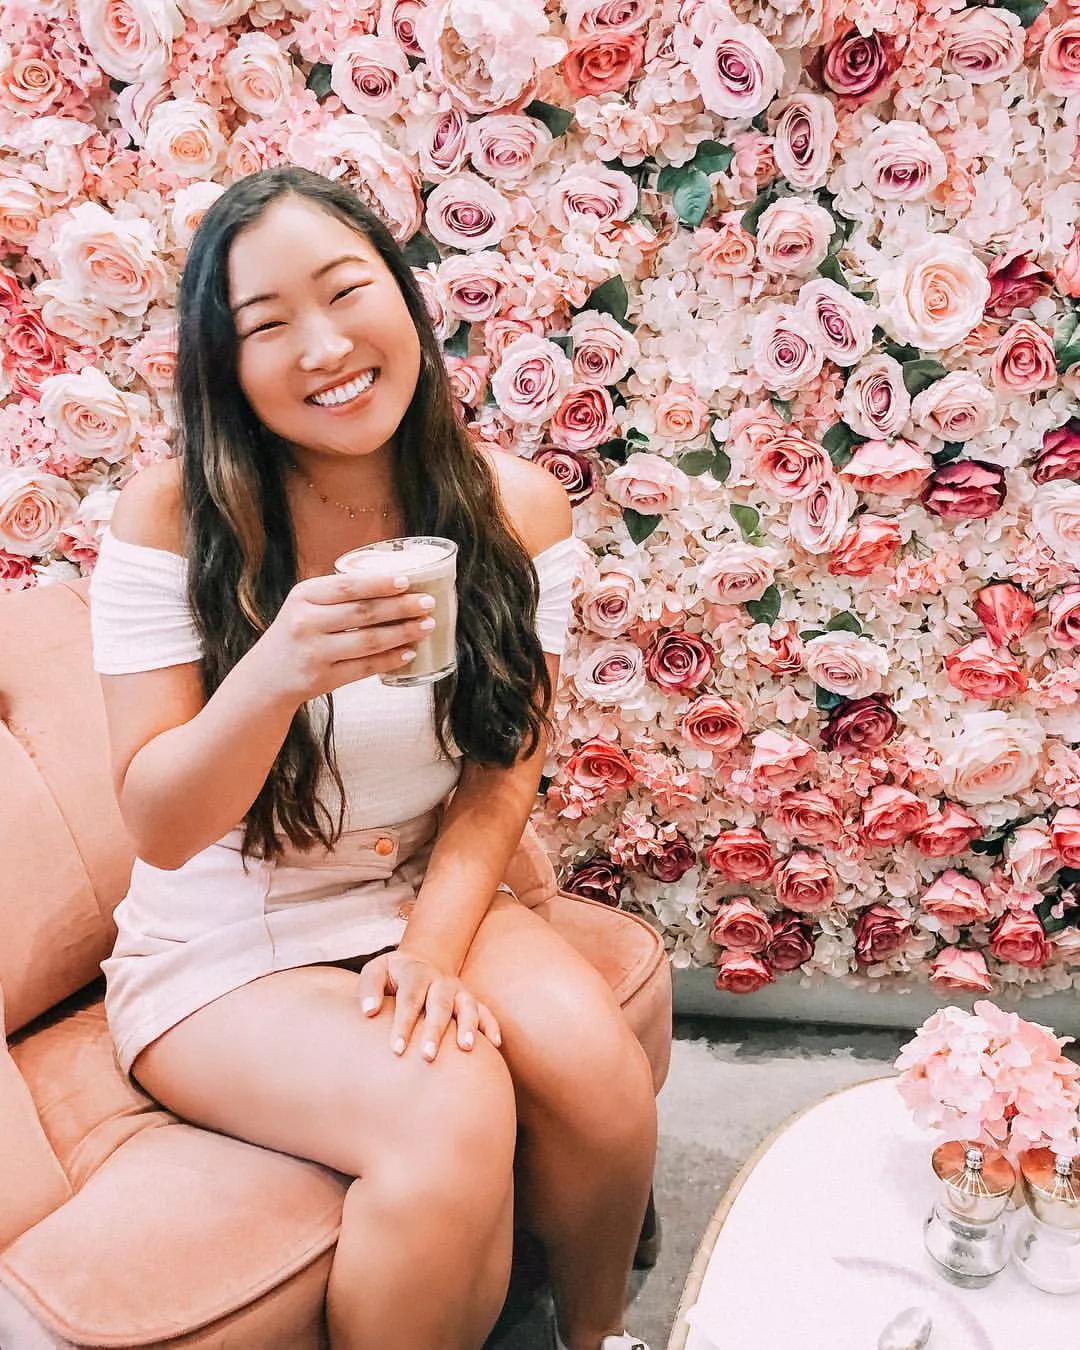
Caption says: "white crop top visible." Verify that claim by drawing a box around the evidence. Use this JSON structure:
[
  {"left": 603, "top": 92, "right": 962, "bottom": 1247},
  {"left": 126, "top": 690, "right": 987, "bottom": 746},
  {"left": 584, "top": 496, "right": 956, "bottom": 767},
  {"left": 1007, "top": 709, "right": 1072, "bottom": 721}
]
[{"left": 89, "top": 529, "right": 582, "bottom": 830}]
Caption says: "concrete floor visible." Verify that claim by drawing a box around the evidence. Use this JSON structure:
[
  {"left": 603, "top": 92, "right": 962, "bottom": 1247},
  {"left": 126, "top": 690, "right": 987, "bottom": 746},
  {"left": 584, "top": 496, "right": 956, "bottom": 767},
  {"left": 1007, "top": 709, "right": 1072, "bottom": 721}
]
[{"left": 490, "top": 1016, "right": 910, "bottom": 1350}]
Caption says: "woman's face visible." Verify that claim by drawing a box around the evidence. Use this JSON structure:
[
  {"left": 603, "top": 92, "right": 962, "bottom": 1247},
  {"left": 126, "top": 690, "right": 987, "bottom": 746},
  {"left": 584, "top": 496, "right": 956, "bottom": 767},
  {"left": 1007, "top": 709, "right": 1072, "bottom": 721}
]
[{"left": 227, "top": 195, "right": 422, "bottom": 461}]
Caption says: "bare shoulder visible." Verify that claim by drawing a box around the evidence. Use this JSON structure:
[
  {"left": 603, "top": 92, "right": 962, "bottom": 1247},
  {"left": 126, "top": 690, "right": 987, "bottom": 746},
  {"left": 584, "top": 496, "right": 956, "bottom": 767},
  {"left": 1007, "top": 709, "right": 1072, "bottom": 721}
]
[
  {"left": 108, "top": 458, "right": 185, "bottom": 555},
  {"left": 486, "top": 449, "right": 573, "bottom": 558}
]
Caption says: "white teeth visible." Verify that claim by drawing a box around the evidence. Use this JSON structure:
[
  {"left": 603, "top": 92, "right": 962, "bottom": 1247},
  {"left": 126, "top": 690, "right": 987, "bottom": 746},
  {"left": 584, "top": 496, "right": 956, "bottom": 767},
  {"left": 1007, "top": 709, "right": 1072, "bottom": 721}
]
[{"left": 310, "top": 370, "right": 376, "bottom": 406}]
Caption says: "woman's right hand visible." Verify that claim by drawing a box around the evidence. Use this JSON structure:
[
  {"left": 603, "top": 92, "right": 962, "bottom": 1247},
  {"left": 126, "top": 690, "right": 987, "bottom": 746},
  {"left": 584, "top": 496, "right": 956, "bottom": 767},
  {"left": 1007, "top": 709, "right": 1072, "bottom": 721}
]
[{"left": 253, "top": 570, "right": 436, "bottom": 704}]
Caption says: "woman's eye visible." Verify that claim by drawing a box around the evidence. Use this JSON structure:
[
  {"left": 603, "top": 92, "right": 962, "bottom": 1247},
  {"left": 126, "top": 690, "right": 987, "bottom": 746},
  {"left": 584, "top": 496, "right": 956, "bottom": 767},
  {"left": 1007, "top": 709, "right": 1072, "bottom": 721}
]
[
  {"left": 332, "top": 285, "right": 363, "bottom": 302},
  {"left": 244, "top": 320, "right": 283, "bottom": 337}
]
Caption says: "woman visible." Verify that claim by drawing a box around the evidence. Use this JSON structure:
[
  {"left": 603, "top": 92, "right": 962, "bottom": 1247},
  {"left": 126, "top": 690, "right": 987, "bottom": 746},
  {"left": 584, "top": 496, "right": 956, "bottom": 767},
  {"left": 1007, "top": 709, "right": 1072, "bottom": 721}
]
[{"left": 89, "top": 166, "right": 657, "bottom": 1350}]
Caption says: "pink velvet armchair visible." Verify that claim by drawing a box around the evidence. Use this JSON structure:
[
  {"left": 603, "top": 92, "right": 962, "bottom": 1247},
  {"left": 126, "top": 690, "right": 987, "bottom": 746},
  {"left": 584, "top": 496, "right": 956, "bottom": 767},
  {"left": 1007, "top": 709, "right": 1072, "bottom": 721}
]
[{"left": 0, "top": 578, "right": 672, "bottom": 1349}]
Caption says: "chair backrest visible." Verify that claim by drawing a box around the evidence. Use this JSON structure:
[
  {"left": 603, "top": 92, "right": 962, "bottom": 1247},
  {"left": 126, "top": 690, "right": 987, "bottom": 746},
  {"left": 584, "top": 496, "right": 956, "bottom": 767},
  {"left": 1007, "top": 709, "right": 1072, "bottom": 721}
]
[{"left": 0, "top": 581, "right": 134, "bottom": 1036}]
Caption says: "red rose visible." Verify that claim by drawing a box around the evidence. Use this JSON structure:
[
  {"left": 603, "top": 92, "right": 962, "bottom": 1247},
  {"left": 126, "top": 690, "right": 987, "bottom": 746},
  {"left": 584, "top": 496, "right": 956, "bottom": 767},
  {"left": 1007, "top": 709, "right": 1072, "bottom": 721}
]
[
  {"left": 985, "top": 250, "right": 1054, "bottom": 319},
  {"left": 714, "top": 949, "right": 774, "bottom": 994},
  {"left": 709, "top": 897, "right": 773, "bottom": 952},
  {"left": 990, "top": 910, "right": 1049, "bottom": 968},
  {"left": 820, "top": 694, "right": 898, "bottom": 755},
  {"left": 819, "top": 29, "right": 896, "bottom": 102},
  {"left": 705, "top": 827, "right": 775, "bottom": 881},
  {"left": 853, "top": 903, "right": 910, "bottom": 964},
  {"left": 564, "top": 856, "right": 624, "bottom": 906},
  {"left": 3, "top": 308, "right": 64, "bottom": 398},
  {"left": 640, "top": 832, "right": 697, "bottom": 882},
  {"left": 533, "top": 447, "right": 595, "bottom": 504},
  {"left": 765, "top": 914, "right": 816, "bottom": 971},
  {"left": 562, "top": 32, "right": 645, "bottom": 97},
  {"left": 973, "top": 582, "right": 1036, "bottom": 647},
  {"left": 644, "top": 629, "right": 714, "bottom": 694},
  {"left": 921, "top": 460, "right": 1007, "bottom": 520},
  {"left": 1034, "top": 421, "right": 1080, "bottom": 484},
  {"left": 911, "top": 803, "right": 983, "bottom": 858}
]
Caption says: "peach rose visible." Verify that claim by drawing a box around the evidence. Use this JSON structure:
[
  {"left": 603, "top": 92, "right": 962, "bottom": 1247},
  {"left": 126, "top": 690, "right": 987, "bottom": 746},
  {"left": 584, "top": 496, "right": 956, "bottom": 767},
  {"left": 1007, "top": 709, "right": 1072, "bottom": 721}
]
[
  {"left": 859, "top": 120, "right": 946, "bottom": 202},
  {"left": 126, "top": 319, "right": 178, "bottom": 393},
  {"left": 565, "top": 736, "right": 636, "bottom": 795},
  {"left": 709, "top": 897, "right": 773, "bottom": 952},
  {"left": 990, "top": 911, "right": 1049, "bottom": 968},
  {"left": 0, "top": 178, "right": 44, "bottom": 247},
  {"left": 145, "top": 98, "right": 227, "bottom": 179},
  {"left": 699, "top": 544, "right": 777, "bottom": 605},
  {"left": 679, "top": 695, "right": 748, "bottom": 753},
  {"left": 1048, "top": 585, "right": 1080, "bottom": 650},
  {"left": 828, "top": 516, "right": 902, "bottom": 577},
  {"left": 564, "top": 0, "right": 650, "bottom": 35},
  {"left": 774, "top": 850, "right": 839, "bottom": 914},
  {"left": 1051, "top": 808, "right": 1080, "bottom": 867},
  {"left": 562, "top": 32, "right": 645, "bottom": 96},
  {"left": 945, "top": 638, "right": 1027, "bottom": 700},
  {"left": 910, "top": 371, "right": 997, "bottom": 442},
  {"left": 331, "top": 36, "right": 411, "bottom": 119},
  {"left": 754, "top": 200, "right": 834, "bottom": 278},
  {"left": 55, "top": 202, "right": 166, "bottom": 317},
  {"left": 769, "top": 91, "right": 836, "bottom": 190},
  {"left": 991, "top": 319, "right": 1057, "bottom": 395},
  {"left": 170, "top": 181, "right": 225, "bottom": 250},
  {"left": 445, "top": 355, "right": 491, "bottom": 408},
  {"left": 911, "top": 804, "right": 983, "bottom": 858},
  {"left": 570, "top": 311, "right": 639, "bottom": 387},
  {"left": 654, "top": 382, "right": 709, "bottom": 442},
  {"left": 714, "top": 949, "right": 774, "bottom": 994},
  {"left": 774, "top": 790, "right": 844, "bottom": 845},
  {"left": 930, "top": 947, "right": 993, "bottom": 992},
  {"left": 747, "top": 730, "right": 817, "bottom": 792},
  {"left": 705, "top": 829, "right": 776, "bottom": 883},
  {"left": 491, "top": 335, "right": 573, "bottom": 424},
  {"left": 39, "top": 368, "right": 148, "bottom": 464},
  {"left": 695, "top": 218, "right": 757, "bottom": 278},
  {"left": 0, "top": 468, "right": 80, "bottom": 556},
  {"left": 1031, "top": 482, "right": 1080, "bottom": 568},
  {"left": 753, "top": 622, "right": 804, "bottom": 675},
  {"left": 750, "top": 429, "right": 832, "bottom": 499},
  {"left": 840, "top": 439, "right": 933, "bottom": 497},
  {"left": 77, "top": 0, "right": 184, "bottom": 83},
  {"left": 0, "top": 43, "right": 61, "bottom": 114},
  {"left": 805, "top": 631, "right": 889, "bottom": 699},
  {"left": 973, "top": 582, "right": 1036, "bottom": 648},
  {"left": 222, "top": 33, "right": 294, "bottom": 117},
  {"left": 549, "top": 384, "right": 616, "bottom": 452},
  {"left": 860, "top": 785, "right": 930, "bottom": 846},
  {"left": 841, "top": 353, "right": 911, "bottom": 439},
  {"left": 606, "top": 452, "right": 690, "bottom": 514},
  {"left": 942, "top": 8, "right": 1024, "bottom": 84},
  {"left": 1040, "top": 18, "right": 1080, "bottom": 97},
  {"left": 1007, "top": 821, "right": 1064, "bottom": 886},
  {"left": 877, "top": 236, "right": 990, "bottom": 351},
  {"left": 920, "top": 869, "right": 990, "bottom": 926},
  {"left": 468, "top": 114, "right": 552, "bottom": 182},
  {"left": 580, "top": 570, "right": 642, "bottom": 637},
  {"left": 692, "top": 20, "right": 783, "bottom": 119},
  {"left": 938, "top": 710, "right": 1045, "bottom": 805},
  {"left": 796, "top": 279, "right": 875, "bottom": 367}
]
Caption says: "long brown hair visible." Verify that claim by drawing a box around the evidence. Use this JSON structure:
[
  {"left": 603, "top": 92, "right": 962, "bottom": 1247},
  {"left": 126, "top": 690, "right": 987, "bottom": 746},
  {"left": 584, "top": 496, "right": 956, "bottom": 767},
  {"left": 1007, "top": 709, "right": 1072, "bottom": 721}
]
[{"left": 175, "top": 167, "right": 551, "bottom": 860}]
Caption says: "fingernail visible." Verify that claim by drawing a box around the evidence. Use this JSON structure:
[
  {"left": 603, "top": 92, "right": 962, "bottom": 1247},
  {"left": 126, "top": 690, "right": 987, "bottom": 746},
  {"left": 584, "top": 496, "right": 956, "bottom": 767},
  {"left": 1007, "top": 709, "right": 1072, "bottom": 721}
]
[
  {"left": 461, "top": 1032, "right": 474, "bottom": 1049},
  {"left": 362, "top": 997, "right": 378, "bottom": 1014},
  {"left": 400, "top": 649, "right": 416, "bottom": 663},
  {"left": 494, "top": 1033, "right": 502, "bottom": 1047},
  {"left": 417, "top": 595, "right": 436, "bottom": 611},
  {"left": 423, "top": 1041, "right": 436, "bottom": 1060},
  {"left": 393, "top": 1037, "right": 406, "bottom": 1055},
  {"left": 394, "top": 576, "right": 409, "bottom": 589}
]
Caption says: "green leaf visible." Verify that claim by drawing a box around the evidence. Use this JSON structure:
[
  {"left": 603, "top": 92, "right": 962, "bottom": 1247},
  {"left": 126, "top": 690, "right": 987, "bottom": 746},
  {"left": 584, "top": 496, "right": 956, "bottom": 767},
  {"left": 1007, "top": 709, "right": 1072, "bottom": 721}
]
[
  {"left": 730, "top": 503, "right": 761, "bottom": 541},
  {"left": 403, "top": 232, "right": 441, "bottom": 269},
  {"left": 826, "top": 211, "right": 855, "bottom": 257},
  {"left": 799, "top": 629, "right": 826, "bottom": 641},
  {"left": 691, "top": 140, "right": 734, "bottom": 176},
  {"left": 741, "top": 185, "right": 779, "bottom": 237},
  {"left": 821, "top": 421, "right": 864, "bottom": 468},
  {"left": 882, "top": 339, "right": 922, "bottom": 365},
  {"left": 623, "top": 508, "right": 660, "bottom": 545},
  {"left": 1054, "top": 309, "right": 1080, "bottom": 373},
  {"left": 626, "top": 427, "right": 649, "bottom": 444},
  {"left": 995, "top": 0, "right": 1048, "bottom": 25},
  {"left": 933, "top": 441, "right": 966, "bottom": 465},
  {"left": 582, "top": 274, "right": 629, "bottom": 325},
  {"left": 901, "top": 358, "right": 948, "bottom": 397},
  {"left": 815, "top": 685, "right": 844, "bottom": 712},
  {"left": 825, "top": 611, "right": 863, "bottom": 634},
  {"left": 672, "top": 167, "right": 712, "bottom": 227},
  {"left": 678, "top": 448, "right": 716, "bottom": 476},
  {"left": 710, "top": 446, "right": 732, "bottom": 483},
  {"left": 745, "top": 584, "right": 781, "bottom": 626},
  {"left": 442, "top": 323, "right": 470, "bottom": 358},
  {"left": 549, "top": 333, "right": 572, "bottom": 356},
  {"left": 306, "top": 62, "right": 333, "bottom": 100},
  {"left": 817, "top": 254, "right": 850, "bottom": 291},
  {"left": 770, "top": 396, "right": 793, "bottom": 423},
  {"left": 751, "top": 111, "right": 769, "bottom": 134},
  {"left": 596, "top": 437, "right": 629, "bottom": 463},
  {"left": 524, "top": 100, "right": 573, "bottom": 137},
  {"left": 656, "top": 164, "right": 682, "bottom": 194}
]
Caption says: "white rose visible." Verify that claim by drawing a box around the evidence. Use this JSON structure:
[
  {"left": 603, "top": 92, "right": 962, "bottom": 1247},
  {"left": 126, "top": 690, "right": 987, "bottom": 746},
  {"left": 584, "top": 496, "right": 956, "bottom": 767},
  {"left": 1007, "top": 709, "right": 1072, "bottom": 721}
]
[
  {"left": 222, "top": 34, "right": 294, "bottom": 118},
  {"left": 36, "top": 280, "right": 121, "bottom": 345},
  {"left": 572, "top": 638, "right": 647, "bottom": 706},
  {"left": 1031, "top": 481, "right": 1080, "bottom": 568},
  {"left": 0, "top": 468, "right": 80, "bottom": 556},
  {"left": 841, "top": 354, "right": 911, "bottom": 439},
  {"left": 176, "top": 0, "right": 253, "bottom": 23},
  {"left": 796, "top": 279, "right": 875, "bottom": 367},
  {"left": 39, "top": 368, "right": 149, "bottom": 463},
  {"left": 76, "top": 485, "right": 119, "bottom": 539},
  {"left": 55, "top": 202, "right": 166, "bottom": 317},
  {"left": 145, "top": 99, "right": 228, "bottom": 180},
  {"left": 877, "top": 236, "right": 990, "bottom": 351},
  {"left": 76, "top": 0, "right": 184, "bottom": 83},
  {"left": 755, "top": 199, "right": 834, "bottom": 277},
  {"left": 938, "top": 711, "right": 1045, "bottom": 805},
  {"left": 171, "top": 182, "right": 225, "bottom": 250},
  {"left": 858, "top": 121, "right": 947, "bottom": 202},
  {"left": 804, "top": 631, "right": 889, "bottom": 698}
]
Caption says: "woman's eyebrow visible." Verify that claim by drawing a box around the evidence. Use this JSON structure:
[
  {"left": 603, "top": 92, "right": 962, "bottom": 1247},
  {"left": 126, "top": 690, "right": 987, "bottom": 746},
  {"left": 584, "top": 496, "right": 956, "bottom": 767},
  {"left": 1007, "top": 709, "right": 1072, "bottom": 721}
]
[{"left": 231, "top": 255, "right": 373, "bottom": 315}]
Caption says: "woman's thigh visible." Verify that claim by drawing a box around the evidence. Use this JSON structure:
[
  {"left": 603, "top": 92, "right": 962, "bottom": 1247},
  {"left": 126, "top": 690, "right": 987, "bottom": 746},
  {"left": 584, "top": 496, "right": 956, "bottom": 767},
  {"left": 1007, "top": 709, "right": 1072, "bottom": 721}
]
[{"left": 132, "top": 963, "right": 516, "bottom": 1179}]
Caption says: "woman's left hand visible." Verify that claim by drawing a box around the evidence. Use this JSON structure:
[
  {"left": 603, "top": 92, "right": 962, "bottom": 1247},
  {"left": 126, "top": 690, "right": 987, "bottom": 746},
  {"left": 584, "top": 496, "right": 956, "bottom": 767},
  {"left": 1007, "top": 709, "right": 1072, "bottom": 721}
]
[{"left": 356, "top": 950, "right": 502, "bottom": 1063}]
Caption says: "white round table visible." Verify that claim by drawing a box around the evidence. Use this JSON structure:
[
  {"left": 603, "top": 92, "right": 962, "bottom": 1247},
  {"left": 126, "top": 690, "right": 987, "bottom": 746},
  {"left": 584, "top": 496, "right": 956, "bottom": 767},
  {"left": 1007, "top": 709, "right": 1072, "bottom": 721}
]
[{"left": 669, "top": 1076, "right": 1077, "bottom": 1350}]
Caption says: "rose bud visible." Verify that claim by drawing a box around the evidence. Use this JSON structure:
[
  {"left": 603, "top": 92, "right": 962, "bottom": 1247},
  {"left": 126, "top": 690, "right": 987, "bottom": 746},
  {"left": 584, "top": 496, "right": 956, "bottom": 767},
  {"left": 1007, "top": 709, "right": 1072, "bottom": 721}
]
[
  {"left": 533, "top": 446, "right": 595, "bottom": 504},
  {"left": 974, "top": 582, "right": 1036, "bottom": 647},
  {"left": 984, "top": 249, "right": 1054, "bottom": 319},
  {"left": 911, "top": 803, "right": 983, "bottom": 858},
  {"left": 640, "top": 833, "right": 697, "bottom": 883},
  {"left": 1034, "top": 420, "right": 1080, "bottom": 485},
  {"left": 714, "top": 949, "right": 775, "bottom": 994},
  {"left": 765, "top": 914, "right": 816, "bottom": 971},
  {"left": 564, "top": 856, "right": 624, "bottom": 906},
  {"left": 853, "top": 903, "right": 910, "bottom": 964},
  {"left": 944, "top": 637, "right": 1028, "bottom": 699},
  {"left": 929, "top": 946, "right": 994, "bottom": 992},
  {"left": 989, "top": 910, "right": 1050, "bottom": 968},
  {"left": 922, "top": 460, "right": 1007, "bottom": 520},
  {"left": 1051, "top": 808, "right": 1080, "bottom": 867},
  {"left": 705, "top": 827, "right": 776, "bottom": 881},
  {"left": 709, "top": 898, "right": 773, "bottom": 953},
  {"left": 821, "top": 693, "right": 898, "bottom": 755}
]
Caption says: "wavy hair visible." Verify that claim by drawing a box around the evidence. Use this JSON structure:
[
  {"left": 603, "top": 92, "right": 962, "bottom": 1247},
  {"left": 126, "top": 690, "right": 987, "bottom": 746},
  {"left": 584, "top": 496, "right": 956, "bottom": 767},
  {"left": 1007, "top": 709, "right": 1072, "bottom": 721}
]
[{"left": 175, "top": 166, "right": 551, "bottom": 861}]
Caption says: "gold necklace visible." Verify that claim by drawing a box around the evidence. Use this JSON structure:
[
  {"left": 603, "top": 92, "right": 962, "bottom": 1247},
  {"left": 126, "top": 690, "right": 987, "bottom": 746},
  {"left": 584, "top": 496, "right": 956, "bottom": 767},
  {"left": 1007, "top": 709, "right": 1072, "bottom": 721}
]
[{"left": 291, "top": 466, "right": 392, "bottom": 521}]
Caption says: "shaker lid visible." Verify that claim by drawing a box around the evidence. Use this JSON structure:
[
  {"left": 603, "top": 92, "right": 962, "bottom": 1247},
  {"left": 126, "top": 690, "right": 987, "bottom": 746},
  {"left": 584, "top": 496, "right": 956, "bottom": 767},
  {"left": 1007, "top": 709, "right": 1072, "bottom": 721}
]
[
  {"left": 1021, "top": 1148, "right": 1080, "bottom": 1202},
  {"left": 932, "top": 1141, "right": 1016, "bottom": 1197}
]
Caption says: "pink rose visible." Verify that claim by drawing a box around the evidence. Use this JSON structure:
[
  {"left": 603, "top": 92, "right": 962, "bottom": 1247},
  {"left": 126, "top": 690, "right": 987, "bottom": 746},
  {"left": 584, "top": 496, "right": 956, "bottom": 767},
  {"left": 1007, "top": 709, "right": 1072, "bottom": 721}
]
[
  {"left": 854, "top": 904, "right": 910, "bottom": 964},
  {"left": 860, "top": 785, "right": 930, "bottom": 846},
  {"left": 77, "top": 0, "right": 185, "bottom": 83},
  {"left": 413, "top": 268, "right": 455, "bottom": 342},
  {"left": 1040, "top": 19, "right": 1080, "bottom": 97},
  {"left": 821, "top": 694, "right": 898, "bottom": 755},
  {"left": 380, "top": 0, "right": 425, "bottom": 55},
  {"left": 55, "top": 202, "right": 165, "bottom": 317},
  {"left": 705, "top": 829, "right": 775, "bottom": 882},
  {"left": 644, "top": 629, "right": 714, "bottom": 694},
  {"left": 640, "top": 832, "right": 697, "bottom": 882},
  {"left": 841, "top": 439, "right": 933, "bottom": 497},
  {"left": 1057, "top": 231, "right": 1080, "bottom": 300},
  {"left": 710, "top": 897, "right": 773, "bottom": 952},
  {"left": 438, "top": 252, "right": 516, "bottom": 323},
  {"left": 564, "top": 856, "right": 623, "bottom": 905},
  {"left": 765, "top": 915, "right": 815, "bottom": 972},
  {"left": 572, "top": 638, "right": 646, "bottom": 704},
  {"left": 726, "top": 130, "right": 780, "bottom": 201},
  {"left": 750, "top": 429, "right": 832, "bottom": 499},
  {"left": 841, "top": 354, "right": 911, "bottom": 439},
  {"left": 859, "top": 121, "right": 946, "bottom": 202},
  {"left": 549, "top": 384, "right": 615, "bottom": 452},
  {"left": 222, "top": 33, "right": 294, "bottom": 117},
  {"left": 910, "top": 372, "right": 997, "bottom": 442},
  {"left": 942, "top": 8, "right": 1024, "bottom": 85},
  {"left": 828, "top": 516, "right": 902, "bottom": 577},
  {"left": 491, "top": 335, "right": 573, "bottom": 424},
  {"left": 985, "top": 250, "right": 1055, "bottom": 319},
  {"left": 468, "top": 114, "right": 553, "bottom": 182},
  {"left": 0, "top": 468, "right": 80, "bottom": 556},
  {"left": 679, "top": 695, "right": 747, "bottom": 753},
  {"left": 331, "top": 36, "right": 411, "bottom": 119},
  {"left": 769, "top": 91, "right": 836, "bottom": 190},
  {"left": 990, "top": 911, "right": 1049, "bottom": 968},
  {"left": 570, "top": 311, "right": 639, "bottom": 386},
  {"left": 789, "top": 478, "right": 854, "bottom": 556},
  {"left": 606, "top": 452, "right": 690, "bottom": 513},
  {"left": 820, "top": 28, "right": 895, "bottom": 102},
  {"left": 1035, "top": 421, "right": 1080, "bottom": 484},
  {"left": 796, "top": 279, "right": 875, "bottom": 367},
  {"left": 564, "top": 0, "right": 650, "bottom": 35},
  {"left": 548, "top": 167, "right": 637, "bottom": 234},
  {"left": 938, "top": 710, "right": 1045, "bottom": 806},
  {"left": 565, "top": 736, "right": 636, "bottom": 795},
  {"left": 562, "top": 32, "right": 645, "bottom": 96},
  {"left": 425, "top": 173, "right": 513, "bottom": 251},
  {"left": 1051, "top": 808, "right": 1080, "bottom": 867},
  {"left": 747, "top": 731, "right": 817, "bottom": 792},
  {"left": 419, "top": 107, "right": 470, "bottom": 179},
  {"left": 922, "top": 460, "right": 1007, "bottom": 520},
  {"left": 920, "top": 869, "right": 990, "bottom": 925},
  {"left": 877, "top": 237, "right": 990, "bottom": 351},
  {"left": 444, "top": 355, "right": 491, "bottom": 407},
  {"left": 0, "top": 44, "right": 61, "bottom": 114},
  {"left": 695, "top": 218, "right": 757, "bottom": 278},
  {"left": 945, "top": 638, "right": 1027, "bottom": 700},
  {"left": 805, "top": 632, "right": 889, "bottom": 700},
  {"left": 0, "top": 551, "right": 35, "bottom": 592},
  {"left": 930, "top": 947, "right": 994, "bottom": 992},
  {"left": 654, "top": 382, "right": 709, "bottom": 442},
  {"left": 580, "top": 569, "right": 642, "bottom": 637},
  {"left": 1006, "top": 822, "right": 1063, "bottom": 887},
  {"left": 754, "top": 200, "right": 834, "bottom": 278},
  {"left": 39, "top": 368, "right": 148, "bottom": 464},
  {"left": 533, "top": 447, "right": 595, "bottom": 504},
  {"left": 714, "top": 949, "right": 774, "bottom": 994},
  {"left": 1032, "top": 482, "right": 1080, "bottom": 567},
  {"left": 0, "top": 179, "right": 44, "bottom": 247},
  {"left": 692, "top": 20, "right": 783, "bottom": 119},
  {"left": 753, "top": 622, "right": 804, "bottom": 675},
  {"left": 774, "top": 790, "right": 844, "bottom": 845},
  {"left": 974, "top": 582, "right": 1036, "bottom": 648},
  {"left": 699, "top": 544, "right": 776, "bottom": 604},
  {"left": 127, "top": 319, "right": 178, "bottom": 393},
  {"left": 1048, "top": 585, "right": 1080, "bottom": 650},
  {"left": 991, "top": 319, "right": 1057, "bottom": 395},
  {"left": 911, "top": 805, "right": 983, "bottom": 859},
  {"left": 774, "top": 850, "right": 839, "bottom": 915}
]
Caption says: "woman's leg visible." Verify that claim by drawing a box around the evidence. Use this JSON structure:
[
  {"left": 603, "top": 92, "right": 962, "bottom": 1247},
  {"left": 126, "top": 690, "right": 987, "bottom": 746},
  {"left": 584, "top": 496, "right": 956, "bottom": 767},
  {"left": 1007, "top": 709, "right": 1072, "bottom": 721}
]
[
  {"left": 460, "top": 895, "right": 658, "bottom": 1350},
  {"left": 132, "top": 964, "right": 517, "bottom": 1350}
]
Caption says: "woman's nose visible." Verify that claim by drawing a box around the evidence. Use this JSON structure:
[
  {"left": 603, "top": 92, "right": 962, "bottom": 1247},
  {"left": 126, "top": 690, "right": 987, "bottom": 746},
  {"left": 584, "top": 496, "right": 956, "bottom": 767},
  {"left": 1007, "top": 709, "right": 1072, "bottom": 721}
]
[{"left": 297, "top": 316, "right": 353, "bottom": 371}]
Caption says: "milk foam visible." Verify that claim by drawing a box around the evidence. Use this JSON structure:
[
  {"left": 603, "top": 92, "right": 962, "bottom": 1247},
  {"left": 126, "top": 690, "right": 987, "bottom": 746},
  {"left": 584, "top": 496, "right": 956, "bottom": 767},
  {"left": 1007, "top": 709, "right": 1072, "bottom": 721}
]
[{"left": 340, "top": 541, "right": 450, "bottom": 574}]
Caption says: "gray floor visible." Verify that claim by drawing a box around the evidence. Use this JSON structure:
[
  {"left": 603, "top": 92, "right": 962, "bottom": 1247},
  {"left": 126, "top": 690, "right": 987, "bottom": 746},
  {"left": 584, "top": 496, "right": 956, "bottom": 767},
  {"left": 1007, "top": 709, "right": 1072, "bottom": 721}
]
[{"left": 493, "top": 1016, "right": 910, "bottom": 1350}]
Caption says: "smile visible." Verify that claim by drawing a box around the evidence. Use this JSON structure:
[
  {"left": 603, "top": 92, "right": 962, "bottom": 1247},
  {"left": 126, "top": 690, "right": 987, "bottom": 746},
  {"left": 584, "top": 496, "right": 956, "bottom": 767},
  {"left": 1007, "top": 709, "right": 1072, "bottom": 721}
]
[{"left": 307, "top": 369, "right": 378, "bottom": 408}]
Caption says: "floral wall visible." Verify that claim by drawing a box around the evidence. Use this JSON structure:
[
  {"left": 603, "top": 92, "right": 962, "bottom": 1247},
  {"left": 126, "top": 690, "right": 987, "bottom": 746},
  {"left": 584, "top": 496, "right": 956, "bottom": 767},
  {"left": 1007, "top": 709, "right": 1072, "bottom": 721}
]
[{"left": 2, "top": 0, "right": 1080, "bottom": 1001}]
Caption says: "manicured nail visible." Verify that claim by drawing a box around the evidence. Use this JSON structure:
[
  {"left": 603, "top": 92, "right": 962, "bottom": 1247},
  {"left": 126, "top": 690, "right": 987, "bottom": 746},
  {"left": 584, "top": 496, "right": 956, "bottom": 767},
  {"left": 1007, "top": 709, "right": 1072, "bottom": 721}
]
[
  {"left": 417, "top": 595, "right": 436, "bottom": 611},
  {"left": 418, "top": 617, "right": 436, "bottom": 631},
  {"left": 400, "top": 649, "right": 416, "bottom": 663},
  {"left": 362, "top": 997, "right": 378, "bottom": 1014},
  {"left": 393, "top": 1036, "right": 406, "bottom": 1055},
  {"left": 394, "top": 576, "right": 409, "bottom": 589},
  {"left": 423, "top": 1041, "right": 437, "bottom": 1060},
  {"left": 461, "top": 1032, "right": 474, "bottom": 1049}
]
